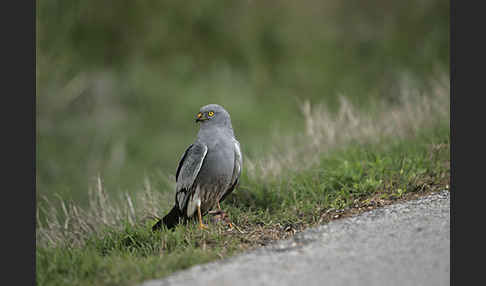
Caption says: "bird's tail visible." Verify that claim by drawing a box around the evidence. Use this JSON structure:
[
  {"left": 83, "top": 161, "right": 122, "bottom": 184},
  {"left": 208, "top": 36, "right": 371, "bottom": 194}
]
[{"left": 152, "top": 205, "right": 183, "bottom": 231}]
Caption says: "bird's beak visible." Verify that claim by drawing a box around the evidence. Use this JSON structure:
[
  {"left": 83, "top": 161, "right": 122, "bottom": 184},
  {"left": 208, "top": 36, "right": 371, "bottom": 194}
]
[{"left": 195, "top": 112, "right": 208, "bottom": 122}]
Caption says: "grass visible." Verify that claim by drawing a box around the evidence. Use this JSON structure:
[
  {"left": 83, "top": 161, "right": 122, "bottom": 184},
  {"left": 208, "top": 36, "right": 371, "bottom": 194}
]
[
  {"left": 36, "top": 0, "right": 449, "bottom": 203},
  {"left": 36, "top": 85, "right": 450, "bottom": 286},
  {"left": 37, "top": 127, "right": 449, "bottom": 286},
  {"left": 37, "top": 2, "right": 449, "bottom": 284}
]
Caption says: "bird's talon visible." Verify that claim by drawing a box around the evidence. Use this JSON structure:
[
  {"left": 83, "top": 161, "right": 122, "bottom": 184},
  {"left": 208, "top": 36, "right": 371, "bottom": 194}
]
[{"left": 199, "top": 223, "right": 209, "bottom": 230}]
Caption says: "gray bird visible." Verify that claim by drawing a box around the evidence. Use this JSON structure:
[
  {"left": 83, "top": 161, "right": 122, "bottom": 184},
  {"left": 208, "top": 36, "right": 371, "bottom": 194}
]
[{"left": 152, "top": 104, "right": 242, "bottom": 230}]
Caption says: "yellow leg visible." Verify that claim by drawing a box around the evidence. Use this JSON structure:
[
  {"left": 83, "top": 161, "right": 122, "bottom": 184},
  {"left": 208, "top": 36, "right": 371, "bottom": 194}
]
[
  {"left": 217, "top": 201, "right": 233, "bottom": 229},
  {"left": 197, "top": 205, "right": 208, "bottom": 229}
]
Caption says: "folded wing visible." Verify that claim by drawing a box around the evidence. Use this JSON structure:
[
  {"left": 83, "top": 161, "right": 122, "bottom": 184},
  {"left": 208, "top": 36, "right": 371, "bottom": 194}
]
[
  {"left": 220, "top": 139, "right": 243, "bottom": 202},
  {"left": 174, "top": 143, "right": 208, "bottom": 212}
]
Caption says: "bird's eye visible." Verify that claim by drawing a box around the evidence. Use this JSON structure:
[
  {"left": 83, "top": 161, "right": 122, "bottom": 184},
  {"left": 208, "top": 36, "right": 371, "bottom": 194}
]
[
  {"left": 208, "top": 111, "right": 215, "bottom": 117},
  {"left": 197, "top": 112, "right": 203, "bottom": 118}
]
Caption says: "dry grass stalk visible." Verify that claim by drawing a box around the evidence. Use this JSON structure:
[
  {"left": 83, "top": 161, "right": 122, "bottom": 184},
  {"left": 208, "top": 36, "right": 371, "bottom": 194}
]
[
  {"left": 36, "top": 76, "right": 449, "bottom": 248},
  {"left": 246, "top": 76, "right": 449, "bottom": 180}
]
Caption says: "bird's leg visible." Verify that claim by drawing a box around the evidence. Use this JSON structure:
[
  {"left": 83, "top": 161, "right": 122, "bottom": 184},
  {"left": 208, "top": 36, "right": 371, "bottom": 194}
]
[
  {"left": 197, "top": 205, "right": 208, "bottom": 230},
  {"left": 217, "top": 201, "right": 233, "bottom": 229},
  {"left": 208, "top": 201, "right": 223, "bottom": 214},
  {"left": 208, "top": 202, "right": 233, "bottom": 229}
]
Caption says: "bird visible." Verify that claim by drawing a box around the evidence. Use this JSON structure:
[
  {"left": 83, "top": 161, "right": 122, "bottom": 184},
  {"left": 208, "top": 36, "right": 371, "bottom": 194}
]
[{"left": 152, "top": 104, "right": 242, "bottom": 231}]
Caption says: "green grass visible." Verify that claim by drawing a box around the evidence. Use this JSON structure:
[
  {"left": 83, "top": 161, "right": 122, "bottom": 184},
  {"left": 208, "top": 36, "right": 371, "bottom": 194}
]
[
  {"left": 36, "top": 0, "right": 449, "bottom": 204},
  {"left": 36, "top": 2, "right": 449, "bottom": 284},
  {"left": 36, "top": 122, "right": 450, "bottom": 286}
]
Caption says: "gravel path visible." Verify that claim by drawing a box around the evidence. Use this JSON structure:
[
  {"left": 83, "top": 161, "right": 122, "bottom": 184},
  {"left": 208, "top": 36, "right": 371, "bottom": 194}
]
[{"left": 142, "top": 190, "right": 450, "bottom": 286}]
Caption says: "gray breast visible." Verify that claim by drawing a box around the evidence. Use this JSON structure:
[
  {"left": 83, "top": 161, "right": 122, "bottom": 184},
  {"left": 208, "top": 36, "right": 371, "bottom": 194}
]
[{"left": 195, "top": 137, "right": 235, "bottom": 213}]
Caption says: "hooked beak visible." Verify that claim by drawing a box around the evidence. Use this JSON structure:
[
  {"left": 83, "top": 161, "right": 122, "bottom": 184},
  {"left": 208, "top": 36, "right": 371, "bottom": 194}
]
[{"left": 195, "top": 112, "right": 208, "bottom": 122}]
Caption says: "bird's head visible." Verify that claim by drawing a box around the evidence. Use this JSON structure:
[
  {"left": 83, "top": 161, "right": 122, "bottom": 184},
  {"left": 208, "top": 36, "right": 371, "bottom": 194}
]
[{"left": 195, "top": 104, "right": 233, "bottom": 129}]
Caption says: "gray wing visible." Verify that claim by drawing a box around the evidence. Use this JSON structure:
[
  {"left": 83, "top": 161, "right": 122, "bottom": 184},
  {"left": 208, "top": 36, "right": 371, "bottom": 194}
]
[
  {"left": 174, "top": 142, "right": 208, "bottom": 211},
  {"left": 220, "top": 138, "right": 243, "bottom": 202}
]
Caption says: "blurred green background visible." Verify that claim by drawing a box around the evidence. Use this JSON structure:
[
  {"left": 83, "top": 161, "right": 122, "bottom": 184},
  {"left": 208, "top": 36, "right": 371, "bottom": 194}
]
[{"left": 36, "top": 0, "right": 449, "bottom": 205}]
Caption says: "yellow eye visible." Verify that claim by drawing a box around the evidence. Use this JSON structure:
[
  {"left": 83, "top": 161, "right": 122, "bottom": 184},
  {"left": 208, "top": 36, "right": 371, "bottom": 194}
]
[
  {"left": 208, "top": 111, "right": 214, "bottom": 117},
  {"left": 197, "top": 112, "right": 203, "bottom": 118}
]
